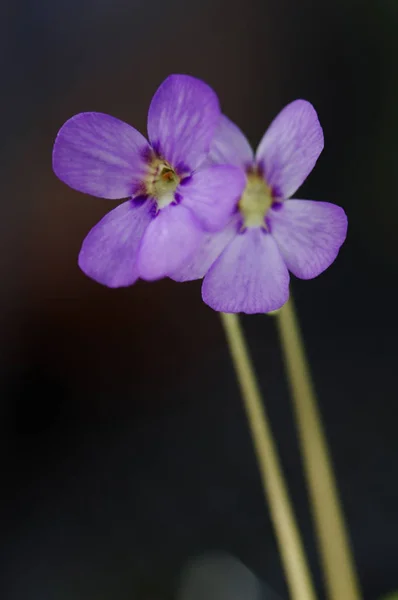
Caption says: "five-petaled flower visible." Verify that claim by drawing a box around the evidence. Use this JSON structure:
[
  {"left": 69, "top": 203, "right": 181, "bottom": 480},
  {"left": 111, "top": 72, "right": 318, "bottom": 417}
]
[
  {"left": 52, "top": 74, "right": 245, "bottom": 286},
  {"left": 171, "top": 100, "right": 348, "bottom": 314}
]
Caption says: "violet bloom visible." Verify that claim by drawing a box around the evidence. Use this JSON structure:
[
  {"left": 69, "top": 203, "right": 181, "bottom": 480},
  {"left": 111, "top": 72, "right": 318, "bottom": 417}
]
[
  {"left": 52, "top": 75, "right": 245, "bottom": 286},
  {"left": 171, "top": 100, "right": 348, "bottom": 314}
]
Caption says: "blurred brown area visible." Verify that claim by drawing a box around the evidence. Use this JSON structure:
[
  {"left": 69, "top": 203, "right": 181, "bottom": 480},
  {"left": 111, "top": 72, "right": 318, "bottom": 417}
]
[{"left": 1, "top": 0, "right": 398, "bottom": 599}]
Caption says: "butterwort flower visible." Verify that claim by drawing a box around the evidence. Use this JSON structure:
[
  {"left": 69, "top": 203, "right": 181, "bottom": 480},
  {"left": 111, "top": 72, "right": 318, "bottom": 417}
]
[
  {"left": 52, "top": 75, "right": 245, "bottom": 286},
  {"left": 171, "top": 100, "right": 348, "bottom": 314}
]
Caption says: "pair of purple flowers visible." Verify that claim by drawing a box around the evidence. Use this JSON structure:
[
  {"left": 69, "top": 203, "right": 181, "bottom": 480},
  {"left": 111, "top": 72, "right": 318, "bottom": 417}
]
[{"left": 53, "top": 74, "right": 347, "bottom": 314}]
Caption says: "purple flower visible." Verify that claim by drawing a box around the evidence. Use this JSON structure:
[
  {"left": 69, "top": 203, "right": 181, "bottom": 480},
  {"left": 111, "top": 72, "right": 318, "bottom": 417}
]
[
  {"left": 52, "top": 75, "right": 245, "bottom": 286},
  {"left": 171, "top": 100, "right": 348, "bottom": 314}
]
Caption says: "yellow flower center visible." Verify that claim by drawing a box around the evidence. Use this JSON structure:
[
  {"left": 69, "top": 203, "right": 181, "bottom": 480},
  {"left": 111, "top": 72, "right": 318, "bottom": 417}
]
[
  {"left": 238, "top": 171, "right": 273, "bottom": 229},
  {"left": 145, "top": 158, "right": 180, "bottom": 208}
]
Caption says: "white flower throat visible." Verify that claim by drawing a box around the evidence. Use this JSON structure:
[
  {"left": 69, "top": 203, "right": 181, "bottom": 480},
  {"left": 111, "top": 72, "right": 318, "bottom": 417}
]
[
  {"left": 238, "top": 171, "right": 273, "bottom": 229},
  {"left": 145, "top": 158, "right": 180, "bottom": 209}
]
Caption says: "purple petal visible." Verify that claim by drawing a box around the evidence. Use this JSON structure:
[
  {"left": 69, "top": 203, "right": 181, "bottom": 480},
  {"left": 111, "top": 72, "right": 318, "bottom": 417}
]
[
  {"left": 170, "top": 216, "right": 239, "bottom": 282},
  {"left": 78, "top": 198, "right": 153, "bottom": 287},
  {"left": 53, "top": 112, "right": 150, "bottom": 199},
  {"left": 255, "top": 100, "right": 324, "bottom": 199},
  {"left": 137, "top": 204, "right": 202, "bottom": 281},
  {"left": 202, "top": 229, "right": 290, "bottom": 314},
  {"left": 147, "top": 74, "right": 220, "bottom": 171},
  {"left": 269, "top": 199, "right": 348, "bottom": 279},
  {"left": 180, "top": 165, "right": 245, "bottom": 232},
  {"left": 209, "top": 114, "right": 254, "bottom": 168}
]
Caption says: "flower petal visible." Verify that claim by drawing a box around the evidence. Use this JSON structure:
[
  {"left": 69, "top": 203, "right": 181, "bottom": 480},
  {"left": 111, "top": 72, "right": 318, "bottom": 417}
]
[
  {"left": 180, "top": 165, "right": 245, "bottom": 232},
  {"left": 53, "top": 112, "right": 150, "bottom": 199},
  {"left": 170, "top": 216, "right": 239, "bottom": 282},
  {"left": 209, "top": 114, "right": 254, "bottom": 168},
  {"left": 255, "top": 100, "right": 324, "bottom": 199},
  {"left": 147, "top": 74, "right": 220, "bottom": 171},
  {"left": 202, "top": 229, "right": 290, "bottom": 314},
  {"left": 137, "top": 204, "right": 202, "bottom": 281},
  {"left": 78, "top": 198, "right": 153, "bottom": 287},
  {"left": 269, "top": 199, "right": 347, "bottom": 279}
]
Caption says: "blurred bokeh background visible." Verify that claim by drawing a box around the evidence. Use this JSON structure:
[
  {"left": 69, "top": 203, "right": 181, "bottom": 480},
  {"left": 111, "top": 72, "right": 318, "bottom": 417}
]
[{"left": 1, "top": 0, "right": 398, "bottom": 598}]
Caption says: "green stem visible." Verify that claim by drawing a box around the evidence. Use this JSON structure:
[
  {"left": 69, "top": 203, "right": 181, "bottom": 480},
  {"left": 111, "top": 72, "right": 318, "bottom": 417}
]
[
  {"left": 276, "top": 297, "right": 361, "bottom": 600},
  {"left": 220, "top": 312, "right": 317, "bottom": 600}
]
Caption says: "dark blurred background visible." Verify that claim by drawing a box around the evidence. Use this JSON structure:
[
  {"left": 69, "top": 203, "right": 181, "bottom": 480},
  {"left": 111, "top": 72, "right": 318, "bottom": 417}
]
[{"left": 1, "top": 0, "right": 398, "bottom": 598}]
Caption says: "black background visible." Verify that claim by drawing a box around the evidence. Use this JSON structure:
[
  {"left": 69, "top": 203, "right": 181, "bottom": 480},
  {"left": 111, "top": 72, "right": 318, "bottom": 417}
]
[{"left": 1, "top": 0, "right": 398, "bottom": 598}]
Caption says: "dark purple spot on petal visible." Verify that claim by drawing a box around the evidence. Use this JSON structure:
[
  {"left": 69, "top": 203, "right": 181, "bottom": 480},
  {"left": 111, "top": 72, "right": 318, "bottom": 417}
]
[
  {"left": 141, "top": 145, "right": 155, "bottom": 163},
  {"left": 236, "top": 217, "right": 245, "bottom": 234},
  {"left": 152, "top": 140, "right": 162, "bottom": 157},
  {"left": 131, "top": 194, "right": 148, "bottom": 206},
  {"left": 271, "top": 201, "right": 283, "bottom": 211},
  {"left": 175, "top": 161, "right": 191, "bottom": 176},
  {"left": 149, "top": 202, "right": 159, "bottom": 218},
  {"left": 232, "top": 200, "right": 241, "bottom": 214},
  {"left": 271, "top": 185, "right": 283, "bottom": 200},
  {"left": 173, "top": 192, "right": 183, "bottom": 205},
  {"left": 179, "top": 175, "right": 192, "bottom": 186}
]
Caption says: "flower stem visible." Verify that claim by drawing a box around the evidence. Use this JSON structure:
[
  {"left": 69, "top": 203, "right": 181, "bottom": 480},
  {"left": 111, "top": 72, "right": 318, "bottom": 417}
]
[
  {"left": 276, "top": 297, "right": 361, "bottom": 600},
  {"left": 220, "top": 312, "right": 317, "bottom": 600}
]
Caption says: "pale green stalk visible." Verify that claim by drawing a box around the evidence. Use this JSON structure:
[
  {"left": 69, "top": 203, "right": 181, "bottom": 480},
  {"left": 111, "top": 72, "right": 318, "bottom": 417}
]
[
  {"left": 220, "top": 312, "right": 317, "bottom": 600},
  {"left": 276, "top": 297, "right": 361, "bottom": 600}
]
